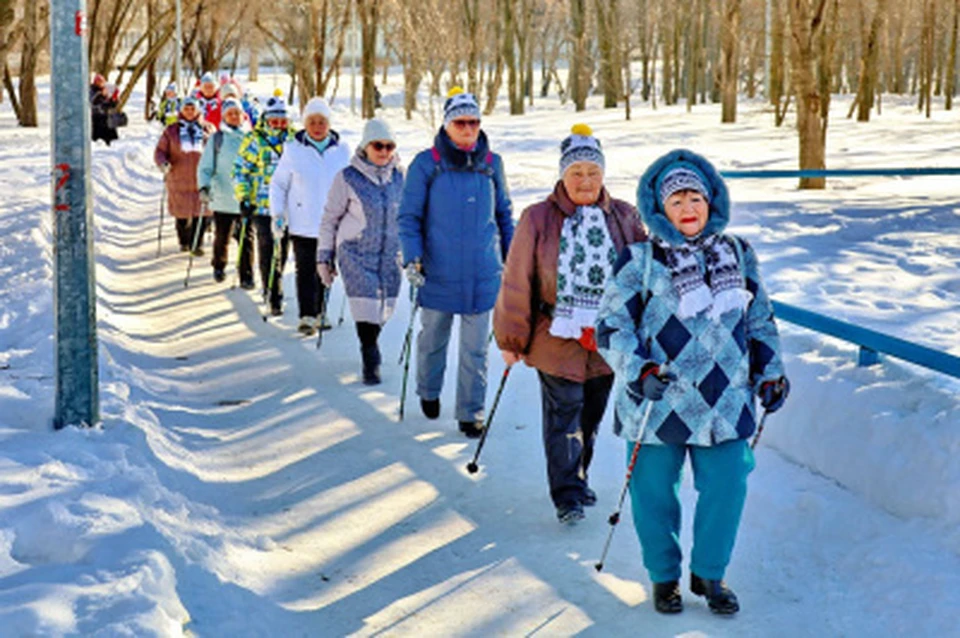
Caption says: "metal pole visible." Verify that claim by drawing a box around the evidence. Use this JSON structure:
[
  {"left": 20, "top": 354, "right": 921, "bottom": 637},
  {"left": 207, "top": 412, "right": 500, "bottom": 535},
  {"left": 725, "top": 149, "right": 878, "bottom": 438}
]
[
  {"left": 51, "top": 0, "right": 99, "bottom": 428},
  {"left": 350, "top": 0, "right": 357, "bottom": 114},
  {"left": 174, "top": 0, "right": 183, "bottom": 90}
]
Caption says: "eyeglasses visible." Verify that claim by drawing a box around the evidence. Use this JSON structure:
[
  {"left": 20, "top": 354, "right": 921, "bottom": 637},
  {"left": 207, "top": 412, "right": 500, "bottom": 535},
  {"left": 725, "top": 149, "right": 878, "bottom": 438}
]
[
  {"left": 451, "top": 119, "right": 481, "bottom": 129},
  {"left": 370, "top": 141, "right": 396, "bottom": 152}
]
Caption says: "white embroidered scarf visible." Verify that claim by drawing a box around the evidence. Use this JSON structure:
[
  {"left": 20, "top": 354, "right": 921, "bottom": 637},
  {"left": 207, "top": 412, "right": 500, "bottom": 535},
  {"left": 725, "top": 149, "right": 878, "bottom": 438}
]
[
  {"left": 551, "top": 205, "right": 617, "bottom": 339},
  {"left": 654, "top": 234, "right": 752, "bottom": 322}
]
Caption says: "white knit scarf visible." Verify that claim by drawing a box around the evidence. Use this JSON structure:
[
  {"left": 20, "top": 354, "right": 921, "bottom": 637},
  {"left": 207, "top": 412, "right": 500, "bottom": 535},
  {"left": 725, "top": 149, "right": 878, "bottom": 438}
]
[
  {"left": 654, "top": 234, "right": 753, "bottom": 322},
  {"left": 550, "top": 205, "right": 617, "bottom": 339},
  {"left": 178, "top": 120, "right": 204, "bottom": 153}
]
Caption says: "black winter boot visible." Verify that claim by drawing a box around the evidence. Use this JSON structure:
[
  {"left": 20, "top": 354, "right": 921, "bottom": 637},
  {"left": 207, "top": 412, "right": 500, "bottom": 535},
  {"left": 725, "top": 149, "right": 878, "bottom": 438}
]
[
  {"left": 361, "top": 344, "right": 382, "bottom": 385},
  {"left": 653, "top": 581, "right": 683, "bottom": 614},
  {"left": 690, "top": 574, "right": 739, "bottom": 615}
]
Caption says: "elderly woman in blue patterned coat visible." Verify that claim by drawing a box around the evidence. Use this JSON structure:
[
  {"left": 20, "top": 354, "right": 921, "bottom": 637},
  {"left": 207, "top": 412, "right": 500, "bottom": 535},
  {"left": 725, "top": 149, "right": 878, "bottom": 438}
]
[
  {"left": 318, "top": 119, "right": 403, "bottom": 385},
  {"left": 596, "top": 149, "right": 790, "bottom": 617}
]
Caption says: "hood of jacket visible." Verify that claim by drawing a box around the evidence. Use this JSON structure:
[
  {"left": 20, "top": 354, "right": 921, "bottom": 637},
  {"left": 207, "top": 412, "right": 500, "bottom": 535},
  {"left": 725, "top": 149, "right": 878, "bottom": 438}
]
[{"left": 636, "top": 148, "right": 730, "bottom": 245}]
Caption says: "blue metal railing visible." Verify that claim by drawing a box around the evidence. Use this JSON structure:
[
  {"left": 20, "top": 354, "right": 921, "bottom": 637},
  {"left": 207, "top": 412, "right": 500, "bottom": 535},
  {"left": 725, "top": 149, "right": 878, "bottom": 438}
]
[
  {"left": 718, "top": 166, "right": 960, "bottom": 379},
  {"left": 721, "top": 167, "right": 960, "bottom": 179},
  {"left": 771, "top": 301, "right": 960, "bottom": 379}
]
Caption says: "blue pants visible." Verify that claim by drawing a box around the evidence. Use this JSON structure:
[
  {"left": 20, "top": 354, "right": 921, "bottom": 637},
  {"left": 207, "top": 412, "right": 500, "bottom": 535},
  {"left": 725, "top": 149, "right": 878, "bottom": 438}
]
[
  {"left": 627, "top": 439, "right": 755, "bottom": 583},
  {"left": 416, "top": 308, "right": 490, "bottom": 422},
  {"left": 538, "top": 371, "right": 613, "bottom": 508}
]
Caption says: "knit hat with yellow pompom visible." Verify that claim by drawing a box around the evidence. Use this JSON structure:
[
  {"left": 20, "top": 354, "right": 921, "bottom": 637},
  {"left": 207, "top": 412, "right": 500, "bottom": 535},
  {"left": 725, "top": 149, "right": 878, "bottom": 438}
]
[
  {"left": 560, "top": 123, "right": 605, "bottom": 177},
  {"left": 442, "top": 86, "right": 481, "bottom": 126}
]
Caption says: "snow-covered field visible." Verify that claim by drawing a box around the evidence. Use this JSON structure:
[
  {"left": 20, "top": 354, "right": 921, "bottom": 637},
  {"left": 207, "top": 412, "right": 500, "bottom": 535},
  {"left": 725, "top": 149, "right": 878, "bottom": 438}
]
[{"left": 0, "top": 71, "right": 958, "bottom": 636}]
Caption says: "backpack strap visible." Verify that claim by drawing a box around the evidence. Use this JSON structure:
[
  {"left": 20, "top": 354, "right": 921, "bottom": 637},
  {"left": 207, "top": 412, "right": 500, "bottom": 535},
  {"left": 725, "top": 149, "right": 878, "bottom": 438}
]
[{"left": 213, "top": 130, "right": 224, "bottom": 167}]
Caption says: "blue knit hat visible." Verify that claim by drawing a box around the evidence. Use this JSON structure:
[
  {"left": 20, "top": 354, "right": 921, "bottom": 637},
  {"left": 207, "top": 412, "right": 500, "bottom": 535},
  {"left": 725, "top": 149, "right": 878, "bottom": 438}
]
[
  {"left": 200, "top": 72, "right": 215, "bottom": 84},
  {"left": 262, "top": 96, "right": 288, "bottom": 119},
  {"left": 221, "top": 98, "right": 242, "bottom": 115},
  {"left": 442, "top": 87, "right": 480, "bottom": 126},
  {"left": 656, "top": 161, "right": 710, "bottom": 204},
  {"left": 180, "top": 95, "right": 199, "bottom": 110},
  {"left": 559, "top": 123, "right": 605, "bottom": 177}
]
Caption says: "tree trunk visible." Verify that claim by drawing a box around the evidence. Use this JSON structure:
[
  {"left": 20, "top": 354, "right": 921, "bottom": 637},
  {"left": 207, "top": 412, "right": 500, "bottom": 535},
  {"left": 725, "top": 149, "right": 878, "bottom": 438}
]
[
  {"left": 250, "top": 47, "right": 259, "bottom": 82},
  {"left": 17, "top": 0, "right": 40, "bottom": 127},
  {"left": 787, "top": 0, "right": 828, "bottom": 189},
  {"left": 145, "top": 0, "right": 157, "bottom": 121},
  {"left": 596, "top": 0, "right": 621, "bottom": 108},
  {"left": 661, "top": 2, "right": 674, "bottom": 104},
  {"left": 720, "top": 0, "right": 741, "bottom": 123},
  {"left": 463, "top": 0, "right": 481, "bottom": 95},
  {"left": 358, "top": 0, "right": 381, "bottom": 119},
  {"left": 570, "top": 0, "right": 588, "bottom": 111},
  {"left": 855, "top": 0, "right": 886, "bottom": 121},
  {"left": 503, "top": 0, "right": 522, "bottom": 114},
  {"left": 948, "top": 0, "right": 959, "bottom": 109}
]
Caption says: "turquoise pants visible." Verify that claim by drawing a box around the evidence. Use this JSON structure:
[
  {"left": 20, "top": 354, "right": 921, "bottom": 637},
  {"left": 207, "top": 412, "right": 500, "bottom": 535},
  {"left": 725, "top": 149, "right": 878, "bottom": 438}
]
[{"left": 627, "top": 439, "right": 755, "bottom": 583}]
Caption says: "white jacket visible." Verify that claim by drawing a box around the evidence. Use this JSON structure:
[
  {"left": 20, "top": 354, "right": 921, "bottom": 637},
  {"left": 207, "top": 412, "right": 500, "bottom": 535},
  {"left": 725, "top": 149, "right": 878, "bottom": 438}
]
[{"left": 269, "top": 130, "right": 351, "bottom": 238}]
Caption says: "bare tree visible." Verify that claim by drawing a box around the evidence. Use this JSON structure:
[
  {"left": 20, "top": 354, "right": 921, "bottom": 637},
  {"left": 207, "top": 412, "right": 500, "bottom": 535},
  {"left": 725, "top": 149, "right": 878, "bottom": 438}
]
[
  {"left": 947, "top": 0, "right": 959, "bottom": 109},
  {"left": 787, "top": 0, "right": 829, "bottom": 189},
  {"left": 358, "top": 0, "right": 382, "bottom": 118},
  {"left": 595, "top": 0, "right": 622, "bottom": 108},
  {"left": 570, "top": 0, "right": 590, "bottom": 110},
  {"left": 720, "top": 0, "right": 741, "bottom": 122},
  {"left": 16, "top": 0, "right": 48, "bottom": 127},
  {"left": 852, "top": 0, "right": 887, "bottom": 121}
]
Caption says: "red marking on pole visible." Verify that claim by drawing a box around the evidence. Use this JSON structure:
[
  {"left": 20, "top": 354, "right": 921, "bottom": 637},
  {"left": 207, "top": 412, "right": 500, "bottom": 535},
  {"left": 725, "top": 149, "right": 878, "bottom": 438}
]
[
  {"left": 75, "top": 11, "right": 87, "bottom": 36},
  {"left": 55, "top": 164, "right": 71, "bottom": 212}
]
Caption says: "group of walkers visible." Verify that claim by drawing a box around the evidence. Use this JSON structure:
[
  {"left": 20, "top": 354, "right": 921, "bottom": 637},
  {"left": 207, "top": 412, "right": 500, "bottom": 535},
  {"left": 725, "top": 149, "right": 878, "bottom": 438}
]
[{"left": 149, "top": 78, "right": 792, "bottom": 617}]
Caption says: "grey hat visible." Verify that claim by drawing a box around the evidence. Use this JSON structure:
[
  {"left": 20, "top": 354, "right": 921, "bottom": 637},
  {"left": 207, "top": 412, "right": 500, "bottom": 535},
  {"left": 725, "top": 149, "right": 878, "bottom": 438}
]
[{"left": 359, "top": 118, "right": 396, "bottom": 149}]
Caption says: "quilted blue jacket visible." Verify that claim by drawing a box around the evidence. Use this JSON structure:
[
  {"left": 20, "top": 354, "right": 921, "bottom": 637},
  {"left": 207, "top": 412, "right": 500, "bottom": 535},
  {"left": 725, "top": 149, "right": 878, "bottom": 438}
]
[
  {"left": 596, "top": 149, "right": 785, "bottom": 446},
  {"left": 397, "top": 128, "right": 514, "bottom": 314}
]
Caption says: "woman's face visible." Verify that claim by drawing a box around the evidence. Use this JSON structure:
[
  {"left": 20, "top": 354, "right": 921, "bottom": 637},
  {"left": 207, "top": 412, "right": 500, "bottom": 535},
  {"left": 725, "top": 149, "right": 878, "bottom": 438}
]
[
  {"left": 562, "top": 161, "right": 604, "bottom": 206},
  {"left": 180, "top": 104, "right": 199, "bottom": 121},
  {"left": 445, "top": 116, "right": 481, "bottom": 149},
  {"left": 365, "top": 140, "right": 395, "bottom": 167},
  {"left": 663, "top": 190, "right": 709, "bottom": 237},
  {"left": 305, "top": 114, "right": 329, "bottom": 141},
  {"left": 222, "top": 107, "right": 242, "bottom": 128}
]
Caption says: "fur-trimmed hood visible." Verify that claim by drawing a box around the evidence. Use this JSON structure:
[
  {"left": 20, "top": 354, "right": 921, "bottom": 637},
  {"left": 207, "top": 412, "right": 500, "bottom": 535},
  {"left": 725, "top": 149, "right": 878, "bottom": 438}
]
[{"left": 636, "top": 148, "right": 731, "bottom": 246}]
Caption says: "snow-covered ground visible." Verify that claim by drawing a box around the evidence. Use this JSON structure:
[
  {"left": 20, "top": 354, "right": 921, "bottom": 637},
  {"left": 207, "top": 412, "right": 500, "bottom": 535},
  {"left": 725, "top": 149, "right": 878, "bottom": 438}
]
[{"left": 0, "top": 71, "right": 958, "bottom": 636}]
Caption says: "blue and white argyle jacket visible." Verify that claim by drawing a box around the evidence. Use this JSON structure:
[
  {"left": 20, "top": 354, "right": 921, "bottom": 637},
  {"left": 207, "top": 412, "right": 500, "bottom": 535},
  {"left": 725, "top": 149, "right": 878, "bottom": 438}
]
[{"left": 596, "top": 149, "right": 785, "bottom": 446}]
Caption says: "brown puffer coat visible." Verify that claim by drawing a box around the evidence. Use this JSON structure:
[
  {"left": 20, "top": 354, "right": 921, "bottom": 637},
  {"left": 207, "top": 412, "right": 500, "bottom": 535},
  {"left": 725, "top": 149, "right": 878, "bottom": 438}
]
[
  {"left": 154, "top": 121, "right": 209, "bottom": 220},
  {"left": 493, "top": 181, "right": 647, "bottom": 383}
]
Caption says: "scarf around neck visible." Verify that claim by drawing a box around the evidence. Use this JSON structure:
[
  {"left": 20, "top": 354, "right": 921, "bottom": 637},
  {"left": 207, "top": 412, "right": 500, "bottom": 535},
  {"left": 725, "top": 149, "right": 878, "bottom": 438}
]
[
  {"left": 550, "top": 205, "right": 617, "bottom": 340},
  {"left": 178, "top": 119, "right": 203, "bottom": 153},
  {"left": 654, "top": 234, "right": 752, "bottom": 322}
]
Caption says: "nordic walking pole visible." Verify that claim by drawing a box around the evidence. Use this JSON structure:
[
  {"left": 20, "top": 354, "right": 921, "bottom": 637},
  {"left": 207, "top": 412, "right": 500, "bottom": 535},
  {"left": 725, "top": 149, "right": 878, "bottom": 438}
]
[
  {"left": 183, "top": 211, "right": 205, "bottom": 287},
  {"left": 316, "top": 286, "right": 332, "bottom": 350},
  {"left": 595, "top": 361, "right": 670, "bottom": 572},
  {"left": 750, "top": 409, "right": 771, "bottom": 450},
  {"left": 156, "top": 180, "right": 166, "bottom": 257},
  {"left": 398, "top": 286, "right": 420, "bottom": 421},
  {"left": 466, "top": 364, "right": 512, "bottom": 474},
  {"left": 262, "top": 238, "right": 281, "bottom": 321},
  {"left": 231, "top": 217, "right": 249, "bottom": 290},
  {"left": 337, "top": 292, "right": 346, "bottom": 326}
]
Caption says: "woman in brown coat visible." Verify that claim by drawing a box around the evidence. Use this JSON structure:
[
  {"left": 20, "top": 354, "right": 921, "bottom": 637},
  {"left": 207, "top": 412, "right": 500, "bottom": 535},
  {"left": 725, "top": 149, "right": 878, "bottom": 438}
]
[
  {"left": 493, "top": 124, "right": 647, "bottom": 525},
  {"left": 154, "top": 96, "right": 211, "bottom": 255}
]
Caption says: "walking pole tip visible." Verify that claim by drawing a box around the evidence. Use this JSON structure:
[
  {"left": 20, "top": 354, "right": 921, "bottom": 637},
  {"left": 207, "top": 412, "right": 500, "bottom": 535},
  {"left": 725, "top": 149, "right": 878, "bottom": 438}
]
[{"left": 466, "top": 461, "right": 479, "bottom": 474}]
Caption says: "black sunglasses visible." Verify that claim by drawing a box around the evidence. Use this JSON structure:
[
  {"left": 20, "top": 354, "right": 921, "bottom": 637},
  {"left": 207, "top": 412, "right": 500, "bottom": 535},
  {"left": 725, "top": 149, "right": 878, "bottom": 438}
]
[
  {"left": 370, "top": 141, "right": 396, "bottom": 152},
  {"left": 451, "top": 119, "right": 481, "bottom": 129}
]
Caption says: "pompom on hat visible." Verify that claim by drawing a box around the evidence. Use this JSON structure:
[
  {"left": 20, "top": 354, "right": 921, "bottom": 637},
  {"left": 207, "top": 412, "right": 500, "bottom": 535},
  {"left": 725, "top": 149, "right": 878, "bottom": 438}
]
[
  {"left": 559, "top": 123, "right": 605, "bottom": 177},
  {"left": 442, "top": 86, "right": 481, "bottom": 127}
]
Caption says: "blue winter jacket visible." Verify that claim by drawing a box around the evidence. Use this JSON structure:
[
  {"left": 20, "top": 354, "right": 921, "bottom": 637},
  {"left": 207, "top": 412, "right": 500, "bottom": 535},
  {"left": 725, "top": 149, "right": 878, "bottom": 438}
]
[
  {"left": 596, "top": 149, "right": 786, "bottom": 447},
  {"left": 196, "top": 125, "right": 245, "bottom": 214},
  {"left": 397, "top": 128, "right": 514, "bottom": 314}
]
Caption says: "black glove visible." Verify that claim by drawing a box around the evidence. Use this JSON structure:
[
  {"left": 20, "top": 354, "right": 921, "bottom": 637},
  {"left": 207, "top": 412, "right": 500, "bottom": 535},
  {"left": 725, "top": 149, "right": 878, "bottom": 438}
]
[
  {"left": 758, "top": 377, "right": 790, "bottom": 413},
  {"left": 239, "top": 201, "right": 256, "bottom": 219},
  {"left": 639, "top": 364, "right": 677, "bottom": 401}
]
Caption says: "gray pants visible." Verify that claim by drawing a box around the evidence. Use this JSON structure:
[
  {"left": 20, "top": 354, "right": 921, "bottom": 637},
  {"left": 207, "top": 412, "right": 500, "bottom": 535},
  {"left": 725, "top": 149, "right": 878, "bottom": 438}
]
[
  {"left": 538, "top": 371, "right": 614, "bottom": 508},
  {"left": 416, "top": 308, "right": 490, "bottom": 422}
]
